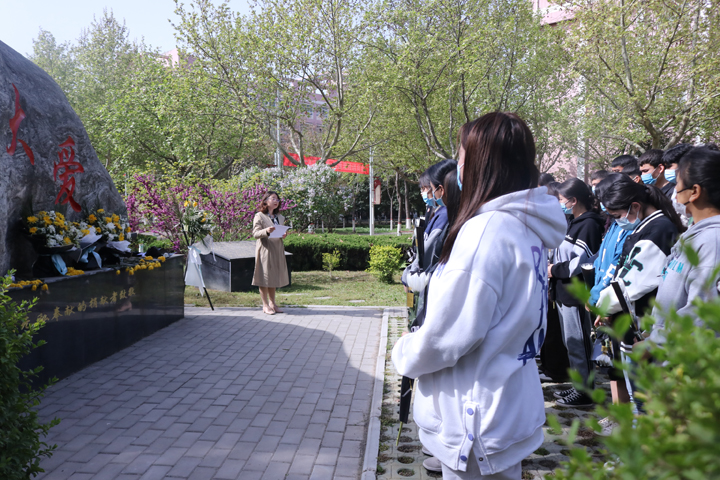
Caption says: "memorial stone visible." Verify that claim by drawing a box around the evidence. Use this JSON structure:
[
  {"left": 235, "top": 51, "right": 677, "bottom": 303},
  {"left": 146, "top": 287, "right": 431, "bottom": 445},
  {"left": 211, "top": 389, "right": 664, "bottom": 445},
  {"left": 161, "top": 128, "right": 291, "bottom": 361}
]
[{"left": 0, "top": 40, "right": 126, "bottom": 276}]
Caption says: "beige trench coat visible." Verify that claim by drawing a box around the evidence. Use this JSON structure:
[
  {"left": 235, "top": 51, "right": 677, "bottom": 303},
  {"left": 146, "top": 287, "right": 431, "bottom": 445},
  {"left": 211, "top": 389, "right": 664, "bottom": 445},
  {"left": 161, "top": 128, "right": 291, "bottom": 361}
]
[{"left": 251, "top": 212, "right": 289, "bottom": 288}]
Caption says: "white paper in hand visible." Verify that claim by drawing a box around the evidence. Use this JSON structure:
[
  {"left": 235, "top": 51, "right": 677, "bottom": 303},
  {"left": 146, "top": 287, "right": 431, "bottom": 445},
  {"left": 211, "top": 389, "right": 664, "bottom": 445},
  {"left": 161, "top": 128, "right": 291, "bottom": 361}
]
[{"left": 269, "top": 225, "right": 290, "bottom": 238}]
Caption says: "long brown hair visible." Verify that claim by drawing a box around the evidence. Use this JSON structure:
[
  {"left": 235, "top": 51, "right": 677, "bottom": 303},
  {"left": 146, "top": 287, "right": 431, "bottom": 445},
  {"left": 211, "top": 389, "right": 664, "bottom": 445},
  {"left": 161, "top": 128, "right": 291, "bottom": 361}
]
[
  {"left": 439, "top": 112, "right": 539, "bottom": 263},
  {"left": 258, "top": 191, "right": 280, "bottom": 215}
]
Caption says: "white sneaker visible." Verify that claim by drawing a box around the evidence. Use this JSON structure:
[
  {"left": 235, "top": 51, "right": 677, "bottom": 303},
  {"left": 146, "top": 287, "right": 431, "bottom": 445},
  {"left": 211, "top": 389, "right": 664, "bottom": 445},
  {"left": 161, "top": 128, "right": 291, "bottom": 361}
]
[
  {"left": 423, "top": 456, "right": 443, "bottom": 473},
  {"left": 597, "top": 418, "right": 619, "bottom": 436}
]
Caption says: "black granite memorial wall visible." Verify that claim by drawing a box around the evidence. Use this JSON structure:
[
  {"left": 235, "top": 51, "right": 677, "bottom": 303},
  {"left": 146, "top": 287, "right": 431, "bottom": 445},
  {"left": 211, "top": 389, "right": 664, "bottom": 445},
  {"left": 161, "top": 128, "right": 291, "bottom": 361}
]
[
  {"left": 200, "top": 241, "right": 292, "bottom": 292},
  {"left": 11, "top": 255, "right": 184, "bottom": 385}
]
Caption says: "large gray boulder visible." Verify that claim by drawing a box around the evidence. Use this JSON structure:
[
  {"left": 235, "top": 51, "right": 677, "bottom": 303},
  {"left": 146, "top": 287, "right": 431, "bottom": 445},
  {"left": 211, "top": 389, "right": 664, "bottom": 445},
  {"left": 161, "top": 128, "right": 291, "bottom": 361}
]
[{"left": 0, "top": 40, "right": 126, "bottom": 277}]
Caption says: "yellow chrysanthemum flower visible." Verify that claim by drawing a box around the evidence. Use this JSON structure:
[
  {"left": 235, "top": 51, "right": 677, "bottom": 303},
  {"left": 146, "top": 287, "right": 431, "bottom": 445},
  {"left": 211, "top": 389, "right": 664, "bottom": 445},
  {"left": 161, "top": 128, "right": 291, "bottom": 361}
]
[
  {"left": 96, "top": 227, "right": 102, "bottom": 233},
  {"left": 126, "top": 227, "right": 131, "bottom": 232},
  {"left": 29, "top": 227, "right": 38, "bottom": 234},
  {"left": 184, "top": 201, "right": 189, "bottom": 207},
  {"left": 56, "top": 213, "right": 65, "bottom": 221},
  {"left": 63, "top": 237, "right": 71, "bottom": 245},
  {"left": 41, "top": 284, "right": 48, "bottom": 291},
  {"left": 27, "top": 216, "right": 38, "bottom": 223},
  {"left": 88, "top": 214, "right": 97, "bottom": 223},
  {"left": 97, "top": 209, "right": 104, "bottom": 213},
  {"left": 193, "top": 201, "right": 198, "bottom": 207},
  {"left": 104, "top": 217, "right": 111, "bottom": 223},
  {"left": 118, "top": 234, "right": 125, "bottom": 241},
  {"left": 112, "top": 214, "right": 119, "bottom": 222},
  {"left": 43, "top": 216, "right": 51, "bottom": 225},
  {"left": 32, "top": 285, "right": 37, "bottom": 291}
]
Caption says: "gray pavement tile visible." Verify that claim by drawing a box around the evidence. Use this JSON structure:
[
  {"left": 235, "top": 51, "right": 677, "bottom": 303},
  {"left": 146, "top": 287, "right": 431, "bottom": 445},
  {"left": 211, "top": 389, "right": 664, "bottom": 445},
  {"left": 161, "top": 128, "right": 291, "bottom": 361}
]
[
  {"left": 139, "top": 465, "right": 171, "bottom": 480},
  {"left": 215, "top": 459, "right": 246, "bottom": 479},
  {"left": 290, "top": 454, "right": 317, "bottom": 476},
  {"left": 166, "top": 456, "right": 202, "bottom": 477},
  {"left": 198, "top": 447, "right": 230, "bottom": 467},
  {"left": 187, "top": 466, "right": 217, "bottom": 480},
  {"left": 309, "top": 464, "right": 336, "bottom": 480},
  {"left": 316, "top": 447, "right": 340, "bottom": 466},
  {"left": 260, "top": 461, "right": 291, "bottom": 480},
  {"left": 243, "top": 451, "right": 273, "bottom": 471}
]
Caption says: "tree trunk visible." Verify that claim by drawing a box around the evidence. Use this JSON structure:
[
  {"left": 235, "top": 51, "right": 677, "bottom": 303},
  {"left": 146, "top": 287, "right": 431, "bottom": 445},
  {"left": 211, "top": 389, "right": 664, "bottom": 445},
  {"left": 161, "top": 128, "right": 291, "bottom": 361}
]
[
  {"left": 396, "top": 172, "right": 402, "bottom": 231},
  {"left": 404, "top": 178, "right": 411, "bottom": 229}
]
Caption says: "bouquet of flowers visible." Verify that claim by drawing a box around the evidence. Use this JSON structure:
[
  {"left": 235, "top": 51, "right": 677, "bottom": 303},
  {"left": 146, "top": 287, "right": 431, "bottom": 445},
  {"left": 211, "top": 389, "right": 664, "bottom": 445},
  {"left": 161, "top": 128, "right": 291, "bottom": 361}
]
[
  {"left": 181, "top": 201, "right": 214, "bottom": 245},
  {"left": 85, "top": 209, "right": 132, "bottom": 243},
  {"left": 25, "top": 211, "right": 83, "bottom": 249}
]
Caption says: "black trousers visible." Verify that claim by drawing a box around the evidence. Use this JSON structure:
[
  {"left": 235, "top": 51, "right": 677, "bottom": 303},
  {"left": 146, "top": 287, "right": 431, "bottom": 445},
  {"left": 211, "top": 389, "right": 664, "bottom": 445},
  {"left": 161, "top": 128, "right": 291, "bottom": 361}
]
[{"left": 539, "top": 301, "right": 571, "bottom": 381}]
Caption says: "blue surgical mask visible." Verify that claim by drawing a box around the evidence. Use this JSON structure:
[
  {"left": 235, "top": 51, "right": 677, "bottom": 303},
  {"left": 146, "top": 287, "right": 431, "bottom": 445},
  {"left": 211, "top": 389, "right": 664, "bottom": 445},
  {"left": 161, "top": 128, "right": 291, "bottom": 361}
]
[
  {"left": 457, "top": 164, "right": 463, "bottom": 191},
  {"left": 592, "top": 185, "right": 596, "bottom": 195},
  {"left": 561, "top": 202, "right": 574, "bottom": 215},
  {"left": 616, "top": 205, "right": 640, "bottom": 231},
  {"left": 642, "top": 171, "right": 657, "bottom": 185},
  {"left": 431, "top": 188, "right": 445, "bottom": 208},
  {"left": 421, "top": 191, "right": 436, "bottom": 207},
  {"left": 665, "top": 169, "right": 676, "bottom": 183}
]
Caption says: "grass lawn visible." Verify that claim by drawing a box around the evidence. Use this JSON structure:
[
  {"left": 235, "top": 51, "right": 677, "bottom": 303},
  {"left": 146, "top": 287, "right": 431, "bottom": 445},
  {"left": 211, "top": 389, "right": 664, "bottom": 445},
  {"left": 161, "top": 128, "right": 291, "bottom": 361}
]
[{"left": 185, "top": 270, "right": 406, "bottom": 308}]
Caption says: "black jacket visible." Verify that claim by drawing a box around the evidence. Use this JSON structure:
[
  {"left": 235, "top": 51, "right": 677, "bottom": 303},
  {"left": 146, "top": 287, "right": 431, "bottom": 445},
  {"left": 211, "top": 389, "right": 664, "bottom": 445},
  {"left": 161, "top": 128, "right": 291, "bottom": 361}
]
[{"left": 550, "top": 211, "right": 605, "bottom": 306}]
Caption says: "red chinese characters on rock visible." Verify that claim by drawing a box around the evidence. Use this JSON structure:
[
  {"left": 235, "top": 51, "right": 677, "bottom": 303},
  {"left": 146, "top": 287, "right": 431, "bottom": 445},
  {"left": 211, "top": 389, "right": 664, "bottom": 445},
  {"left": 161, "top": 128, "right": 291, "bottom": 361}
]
[
  {"left": 6, "top": 84, "right": 35, "bottom": 164},
  {"left": 54, "top": 137, "right": 84, "bottom": 212}
]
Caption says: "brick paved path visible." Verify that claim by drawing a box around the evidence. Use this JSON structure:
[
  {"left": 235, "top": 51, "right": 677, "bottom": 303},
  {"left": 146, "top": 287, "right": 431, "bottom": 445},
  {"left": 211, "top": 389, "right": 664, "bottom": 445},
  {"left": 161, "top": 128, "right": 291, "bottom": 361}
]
[{"left": 35, "top": 307, "right": 383, "bottom": 480}]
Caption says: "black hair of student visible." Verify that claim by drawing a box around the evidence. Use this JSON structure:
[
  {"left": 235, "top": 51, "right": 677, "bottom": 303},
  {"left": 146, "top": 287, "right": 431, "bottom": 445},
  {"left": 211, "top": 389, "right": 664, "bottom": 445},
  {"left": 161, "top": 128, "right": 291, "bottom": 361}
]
[
  {"left": 538, "top": 173, "right": 555, "bottom": 187},
  {"left": 426, "top": 159, "right": 458, "bottom": 190},
  {"left": 638, "top": 149, "right": 664, "bottom": 168},
  {"left": 590, "top": 170, "right": 609, "bottom": 183},
  {"left": 442, "top": 167, "right": 461, "bottom": 229},
  {"left": 440, "top": 112, "right": 538, "bottom": 264},
  {"left": 594, "top": 173, "right": 625, "bottom": 204},
  {"left": 558, "top": 178, "right": 596, "bottom": 212},
  {"left": 611, "top": 155, "right": 638, "bottom": 170},
  {"left": 600, "top": 175, "right": 685, "bottom": 232},
  {"left": 677, "top": 146, "right": 720, "bottom": 210},
  {"left": 661, "top": 143, "right": 693, "bottom": 167},
  {"left": 418, "top": 171, "right": 432, "bottom": 189},
  {"left": 545, "top": 181, "right": 561, "bottom": 198}
]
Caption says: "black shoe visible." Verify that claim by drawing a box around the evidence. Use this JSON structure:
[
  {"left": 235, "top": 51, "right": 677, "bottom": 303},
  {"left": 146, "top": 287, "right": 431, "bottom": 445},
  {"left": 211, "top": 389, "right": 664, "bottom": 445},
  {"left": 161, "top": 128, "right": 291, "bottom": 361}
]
[
  {"left": 552, "top": 387, "right": 575, "bottom": 400},
  {"left": 555, "top": 390, "right": 594, "bottom": 408}
]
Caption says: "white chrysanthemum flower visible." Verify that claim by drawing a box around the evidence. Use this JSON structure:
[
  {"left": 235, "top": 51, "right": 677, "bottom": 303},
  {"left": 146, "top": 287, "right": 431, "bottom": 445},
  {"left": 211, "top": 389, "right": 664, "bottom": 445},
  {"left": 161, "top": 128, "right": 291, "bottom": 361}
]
[{"left": 106, "top": 222, "right": 116, "bottom": 230}]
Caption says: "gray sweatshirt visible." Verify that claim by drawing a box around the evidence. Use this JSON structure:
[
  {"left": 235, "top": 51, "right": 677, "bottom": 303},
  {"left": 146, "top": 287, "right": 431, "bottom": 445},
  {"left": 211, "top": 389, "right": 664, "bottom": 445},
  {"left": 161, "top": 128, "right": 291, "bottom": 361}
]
[{"left": 650, "top": 216, "right": 720, "bottom": 343}]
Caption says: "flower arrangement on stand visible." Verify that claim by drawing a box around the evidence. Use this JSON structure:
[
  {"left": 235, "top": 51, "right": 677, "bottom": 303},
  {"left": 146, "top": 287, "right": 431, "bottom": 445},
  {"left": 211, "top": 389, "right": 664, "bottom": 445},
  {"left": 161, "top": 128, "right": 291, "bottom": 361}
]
[{"left": 181, "top": 201, "right": 214, "bottom": 246}]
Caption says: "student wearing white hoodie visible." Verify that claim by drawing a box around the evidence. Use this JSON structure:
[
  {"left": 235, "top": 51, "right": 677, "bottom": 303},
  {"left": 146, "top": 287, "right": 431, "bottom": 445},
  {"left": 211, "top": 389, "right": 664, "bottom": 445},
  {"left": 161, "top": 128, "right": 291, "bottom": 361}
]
[{"left": 392, "top": 112, "right": 567, "bottom": 479}]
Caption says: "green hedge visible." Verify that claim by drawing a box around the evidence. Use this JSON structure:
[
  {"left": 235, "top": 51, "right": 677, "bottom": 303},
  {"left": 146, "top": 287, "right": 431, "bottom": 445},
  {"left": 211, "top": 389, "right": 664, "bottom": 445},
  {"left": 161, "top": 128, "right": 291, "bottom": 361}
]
[{"left": 284, "top": 233, "right": 412, "bottom": 271}]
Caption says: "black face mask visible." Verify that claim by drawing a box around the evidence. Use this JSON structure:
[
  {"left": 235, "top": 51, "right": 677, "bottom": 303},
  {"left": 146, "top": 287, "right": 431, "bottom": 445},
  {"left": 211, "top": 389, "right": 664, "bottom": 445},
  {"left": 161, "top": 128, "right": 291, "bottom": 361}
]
[{"left": 676, "top": 187, "right": 693, "bottom": 206}]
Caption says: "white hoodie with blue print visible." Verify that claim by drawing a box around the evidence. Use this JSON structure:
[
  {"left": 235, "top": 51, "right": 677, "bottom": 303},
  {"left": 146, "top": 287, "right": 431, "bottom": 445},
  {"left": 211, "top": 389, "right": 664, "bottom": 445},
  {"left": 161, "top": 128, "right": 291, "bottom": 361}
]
[{"left": 391, "top": 187, "right": 566, "bottom": 475}]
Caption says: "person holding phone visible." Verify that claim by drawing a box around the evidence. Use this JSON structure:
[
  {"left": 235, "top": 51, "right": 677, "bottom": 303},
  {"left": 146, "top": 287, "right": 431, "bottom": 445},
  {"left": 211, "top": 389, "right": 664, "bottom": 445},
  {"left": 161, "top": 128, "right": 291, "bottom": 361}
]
[{"left": 252, "top": 191, "right": 289, "bottom": 315}]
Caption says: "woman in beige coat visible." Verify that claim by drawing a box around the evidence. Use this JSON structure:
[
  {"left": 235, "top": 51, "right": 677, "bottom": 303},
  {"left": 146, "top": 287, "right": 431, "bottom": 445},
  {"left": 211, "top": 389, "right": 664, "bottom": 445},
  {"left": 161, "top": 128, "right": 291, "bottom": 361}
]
[{"left": 252, "top": 191, "right": 289, "bottom": 314}]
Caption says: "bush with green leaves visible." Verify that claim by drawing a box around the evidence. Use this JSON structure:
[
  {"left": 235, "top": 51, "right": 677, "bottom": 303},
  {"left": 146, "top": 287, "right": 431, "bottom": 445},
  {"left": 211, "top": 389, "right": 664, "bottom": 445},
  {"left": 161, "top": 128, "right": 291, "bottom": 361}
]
[
  {"left": 0, "top": 274, "right": 59, "bottom": 479},
  {"left": 283, "top": 233, "right": 411, "bottom": 271},
  {"left": 367, "top": 245, "right": 404, "bottom": 283},
  {"left": 322, "top": 250, "right": 342, "bottom": 276},
  {"left": 552, "top": 259, "right": 720, "bottom": 479}
]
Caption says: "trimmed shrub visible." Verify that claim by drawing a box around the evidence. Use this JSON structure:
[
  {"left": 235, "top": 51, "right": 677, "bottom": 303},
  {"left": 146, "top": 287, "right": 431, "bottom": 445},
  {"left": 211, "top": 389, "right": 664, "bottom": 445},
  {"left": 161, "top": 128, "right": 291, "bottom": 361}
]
[
  {"left": 283, "top": 233, "right": 411, "bottom": 271},
  {"left": 0, "top": 273, "right": 60, "bottom": 479},
  {"left": 367, "top": 245, "right": 404, "bottom": 283},
  {"left": 322, "top": 250, "right": 341, "bottom": 276}
]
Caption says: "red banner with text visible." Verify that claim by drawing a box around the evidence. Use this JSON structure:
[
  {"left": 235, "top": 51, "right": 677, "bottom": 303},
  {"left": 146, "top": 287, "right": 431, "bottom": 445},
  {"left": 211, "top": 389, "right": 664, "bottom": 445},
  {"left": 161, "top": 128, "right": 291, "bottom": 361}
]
[{"left": 283, "top": 153, "right": 370, "bottom": 175}]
